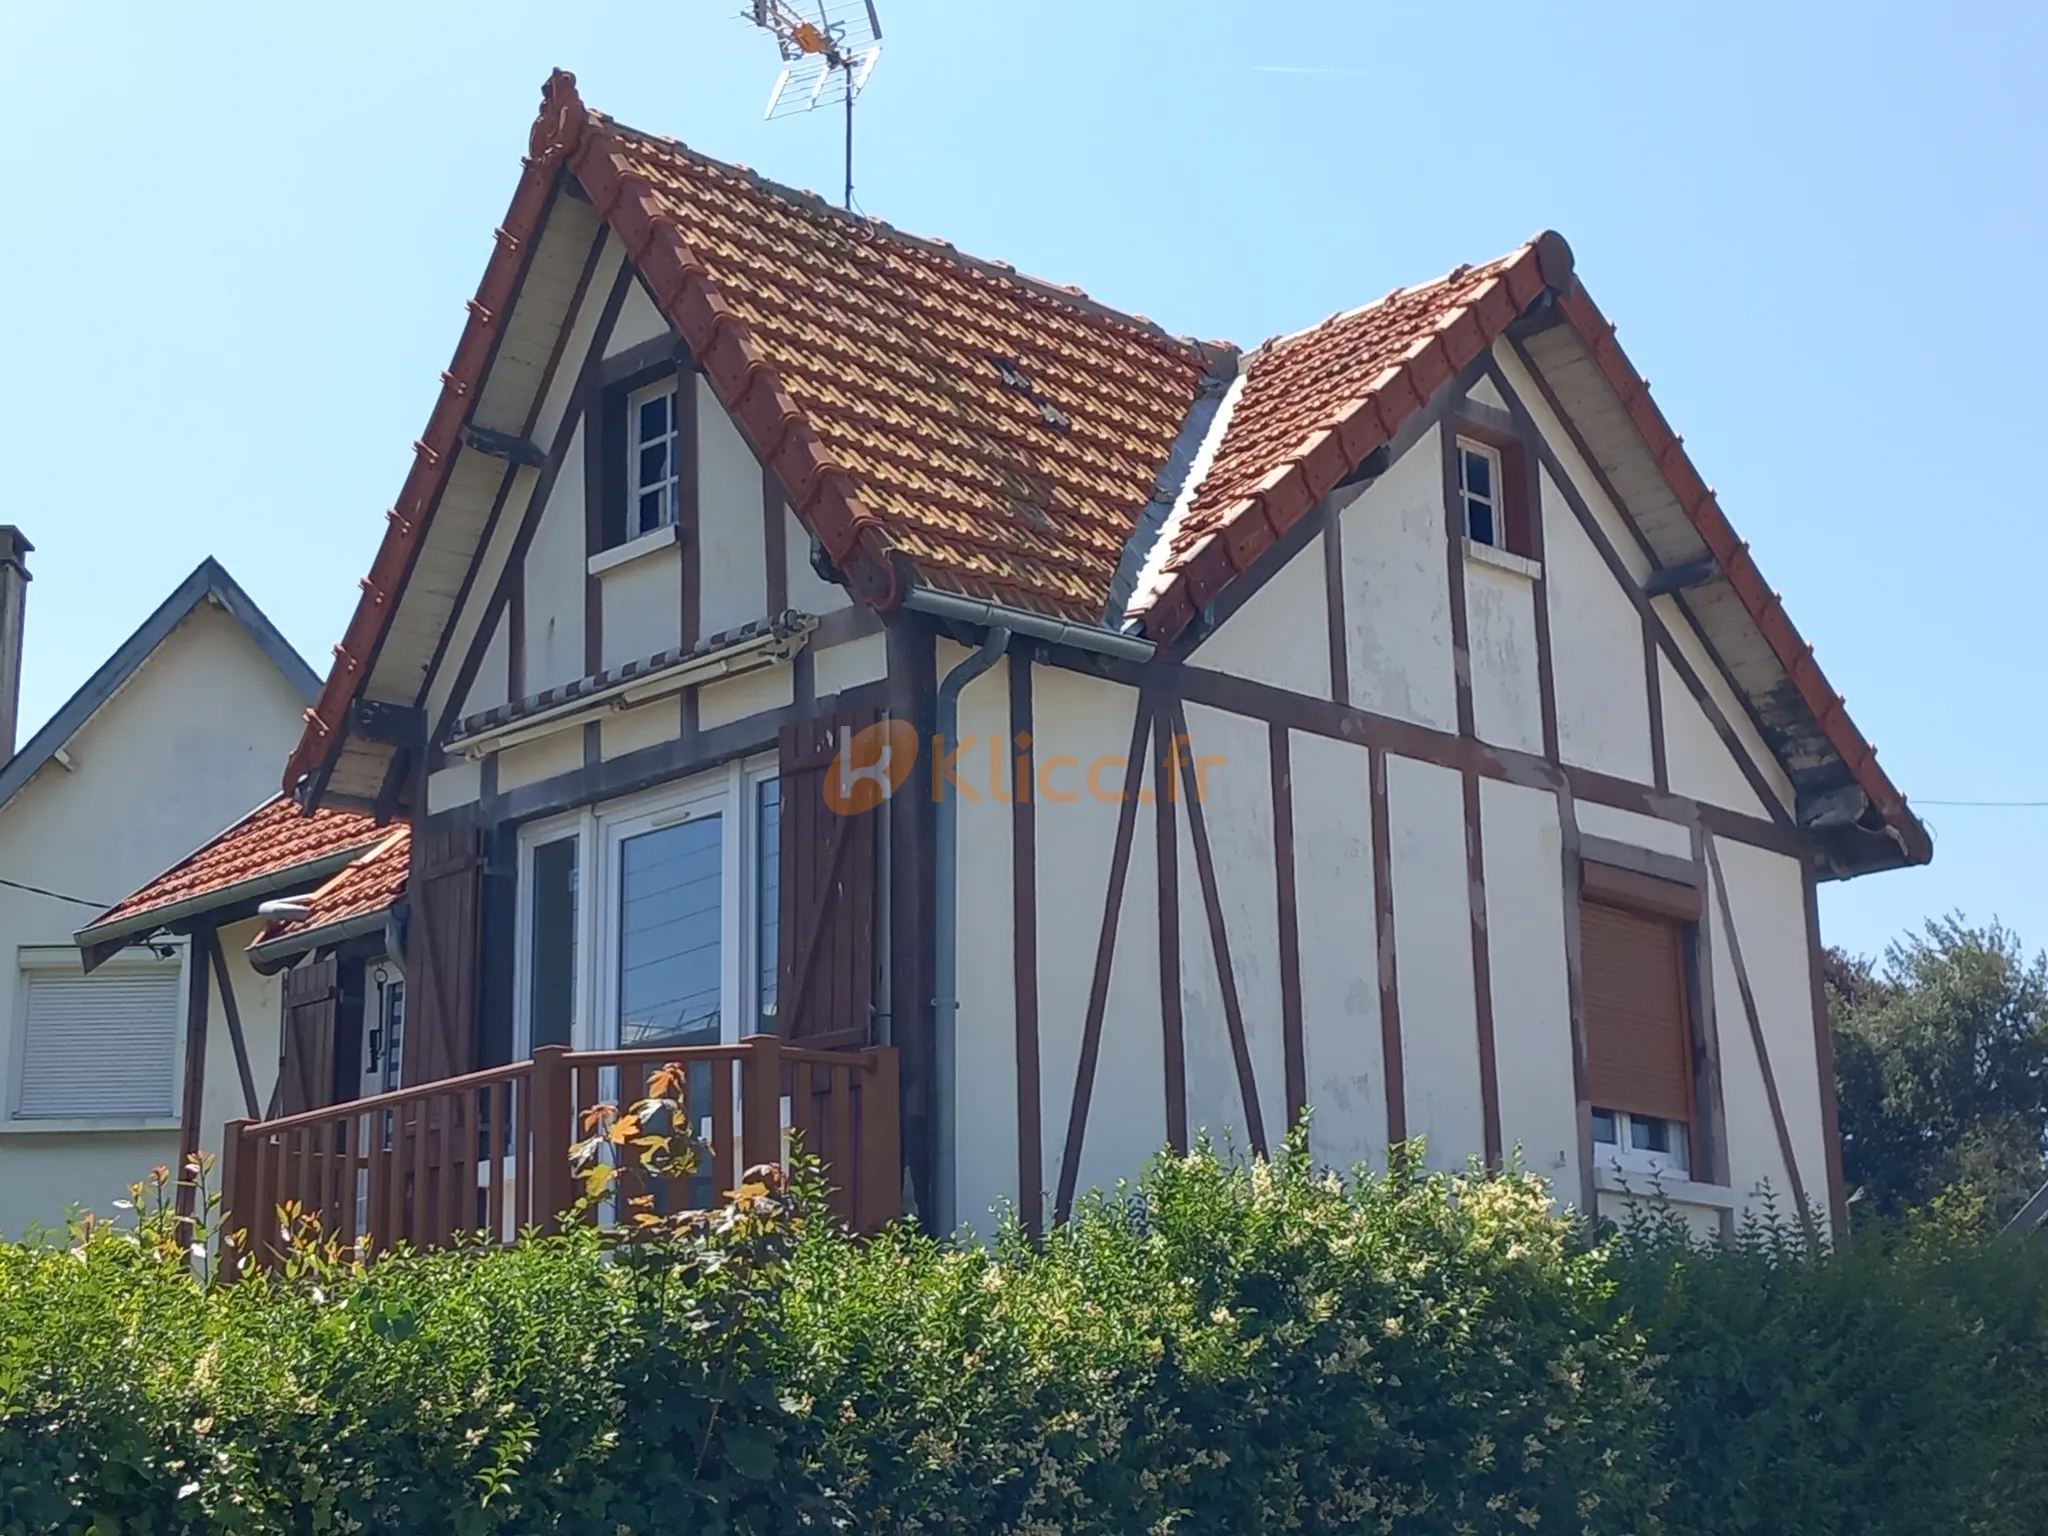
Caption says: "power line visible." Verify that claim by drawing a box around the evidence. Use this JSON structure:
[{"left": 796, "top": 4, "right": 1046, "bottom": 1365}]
[
  {"left": 0, "top": 875, "right": 109, "bottom": 908},
  {"left": 1917, "top": 800, "right": 2048, "bottom": 809}
]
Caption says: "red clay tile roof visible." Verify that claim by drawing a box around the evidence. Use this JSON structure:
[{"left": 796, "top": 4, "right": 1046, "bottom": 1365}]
[
  {"left": 284, "top": 70, "right": 1216, "bottom": 794},
  {"left": 250, "top": 829, "right": 410, "bottom": 950},
  {"left": 282, "top": 69, "right": 1923, "bottom": 868},
  {"left": 82, "top": 795, "right": 385, "bottom": 939},
  {"left": 1131, "top": 242, "right": 1562, "bottom": 638}
]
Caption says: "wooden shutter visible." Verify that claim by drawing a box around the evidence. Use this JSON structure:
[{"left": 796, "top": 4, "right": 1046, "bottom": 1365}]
[
  {"left": 404, "top": 827, "right": 484, "bottom": 1086},
  {"left": 1581, "top": 899, "right": 1693, "bottom": 1123},
  {"left": 777, "top": 707, "right": 878, "bottom": 1046},
  {"left": 274, "top": 957, "right": 339, "bottom": 1117}
]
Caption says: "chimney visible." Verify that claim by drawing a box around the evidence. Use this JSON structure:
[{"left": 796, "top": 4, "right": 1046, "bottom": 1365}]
[{"left": 0, "top": 528, "right": 30, "bottom": 763}]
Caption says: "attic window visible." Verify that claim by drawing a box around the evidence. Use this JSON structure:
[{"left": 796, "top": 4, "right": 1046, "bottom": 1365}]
[
  {"left": 628, "top": 380, "right": 682, "bottom": 537},
  {"left": 1457, "top": 439, "right": 1503, "bottom": 548}
]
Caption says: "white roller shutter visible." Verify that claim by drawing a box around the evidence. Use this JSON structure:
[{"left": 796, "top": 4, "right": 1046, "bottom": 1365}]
[{"left": 15, "top": 967, "right": 181, "bottom": 1120}]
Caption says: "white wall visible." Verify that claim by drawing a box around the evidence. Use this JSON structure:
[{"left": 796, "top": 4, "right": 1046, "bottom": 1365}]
[
  {"left": 1190, "top": 535, "right": 1330, "bottom": 698},
  {"left": 1464, "top": 557, "right": 1545, "bottom": 754},
  {"left": 1288, "top": 729, "right": 1385, "bottom": 1172},
  {"left": 1543, "top": 466, "right": 1655, "bottom": 782},
  {"left": 0, "top": 601, "right": 306, "bottom": 1235},
  {"left": 1029, "top": 668, "right": 1165, "bottom": 1208},
  {"left": 1383, "top": 754, "right": 1485, "bottom": 1169},
  {"left": 1479, "top": 779, "right": 1578, "bottom": 1189},
  {"left": 1339, "top": 428, "right": 1458, "bottom": 731}
]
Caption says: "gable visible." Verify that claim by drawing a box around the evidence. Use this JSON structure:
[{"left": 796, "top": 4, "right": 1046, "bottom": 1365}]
[
  {"left": 289, "top": 68, "right": 1924, "bottom": 879},
  {"left": 1, "top": 602, "right": 311, "bottom": 935}
]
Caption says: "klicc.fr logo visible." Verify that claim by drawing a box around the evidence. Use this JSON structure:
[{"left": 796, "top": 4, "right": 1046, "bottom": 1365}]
[{"left": 821, "top": 720, "right": 1223, "bottom": 813}]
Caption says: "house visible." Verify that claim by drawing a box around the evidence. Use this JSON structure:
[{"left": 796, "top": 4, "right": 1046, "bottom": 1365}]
[
  {"left": 70, "top": 799, "right": 408, "bottom": 1217},
  {"left": 162, "top": 71, "right": 1931, "bottom": 1252},
  {"left": 0, "top": 548, "right": 323, "bottom": 1235}
]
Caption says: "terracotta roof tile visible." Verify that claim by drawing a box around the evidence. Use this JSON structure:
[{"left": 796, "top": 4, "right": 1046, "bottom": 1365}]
[
  {"left": 580, "top": 117, "right": 1213, "bottom": 625},
  {"left": 86, "top": 795, "right": 385, "bottom": 935},
  {"left": 251, "top": 830, "right": 410, "bottom": 949},
  {"left": 1130, "top": 244, "right": 1556, "bottom": 636},
  {"left": 282, "top": 71, "right": 1923, "bottom": 868}
]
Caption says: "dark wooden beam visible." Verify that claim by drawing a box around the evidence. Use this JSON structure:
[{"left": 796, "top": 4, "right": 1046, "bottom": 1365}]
[
  {"left": 205, "top": 928, "right": 261, "bottom": 1120},
  {"left": 458, "top": 422, "right": 548, "bottom": 469},
  {"left": 348, "top": 698, "right": 427, "bottom": 748},
  {"left": 175, "top": 923, "right": 213, "bottom": 1223},
  {"left": 1644, "top": 556, "right": 1720, "bottom": 598}
]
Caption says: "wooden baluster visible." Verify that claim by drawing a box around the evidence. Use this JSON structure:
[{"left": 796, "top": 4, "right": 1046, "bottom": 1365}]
[
  {"left": 830, "top": 1064, "right": 855, "bottom": 1223},
  {"left": 251, "top": 1130, "right": 278, "bottom": 1271},
  {"left": 511, "top": 1072, "right": 533, "bottom": 1236},
  {"left": 709, "top": 1055, "right": 734, "bottom": 1204},
  {"left": 392, "top": 1101, "right": 414, "bottom": 1250},
  {"left": 366, "top": 1107, "right": 391, "bottom": 1257},
  {"left": 487, "top": 1082, "right": 508, "bottom": 1245},
  {"left": 218, "top": 1118, "right": 252, "bottom": 1275}
]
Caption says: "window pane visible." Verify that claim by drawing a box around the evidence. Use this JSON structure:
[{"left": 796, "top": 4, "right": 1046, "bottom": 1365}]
[
  {"left": 757, "top": 779, "right": 781, "bottom": 1034},
  {"left": 1632, "top": 1115, "right": 1672, "bottom": 1153},
  {"left": 619, "top": 816, "right": 723, "bottom": 1047},
  {"left": 1591, "top": 1107, "right": 1619, "bottom": 1145},
  {"left": 637, "top": 392, "right": 670, "bottom": 444},
  {"left": 638, "top": 442, "right": 670, "bottom": 492},
  {"left": 529, "top": 836, "right": 578, "bottom": 1049},
  {"left": 1465, "top": 495, "right": 1496, "bottom": 547},
  {"left": 637, "top": 489, "right": 666, "bottom": 534},
  {"left": 1462, "top": 447, "right": 1492, "bottom": 498}
]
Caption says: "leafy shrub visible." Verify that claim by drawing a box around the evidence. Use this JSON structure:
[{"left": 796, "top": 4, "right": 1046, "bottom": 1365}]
[{"left": 1, "top": 1139, "right": 2045, "bottom": 1535}]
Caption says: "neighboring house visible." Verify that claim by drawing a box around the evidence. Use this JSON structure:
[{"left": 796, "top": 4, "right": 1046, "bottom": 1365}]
[
  {"left": 223, "top": 72, "right": 1929, "bottom": 1248},
  {"left": 0, "top": 548, "right": 321, "bottom": 1235}
]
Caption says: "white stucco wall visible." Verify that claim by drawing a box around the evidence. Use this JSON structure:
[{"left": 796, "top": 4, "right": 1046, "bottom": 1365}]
[
  {"left": 1178, "top": 702, "right": 1285, "bottom": 1153},
  {"left": 523, "top": 422, "right": 589, "bottom": 694},
  {"left": 697, "top": 388, "right": 771, "bottom": 638},
  {"left": 0, "top": 601, "right": 307, "bottom": 1236},
  {"left": 1028, "top": 668, "right": 1166, "bottom": 1206},
  {"left": 1659, "top": 651, "right": 1769, "bottom": 817},
  {"left": 1543, "top": 465, "right": 1655, "bottom": 781},
  {"left": 1339, "top": 428, "right": 1458, "bottom": 731},
  {"left": 1479, "top": 779, "right": 1579, "bottom": 1192},
  {"left": 1464, "top": 556, "right": 1545, "bottom": 754},
  {"left": 948, "top": 654, "right": 1018, "bottom": 1234},
  {"left": 1709, "top": 838, "right": 1830, "bottom": 1226},
  {"left": 1190, "top": 535, "right": 1331, "bottom": 698},
  {"left": 1382, "top": 754, "right": 1484, "bottom": 1169},
  {"left": 1288, "top": 729, "right": 1385, "bottom": 1172}
]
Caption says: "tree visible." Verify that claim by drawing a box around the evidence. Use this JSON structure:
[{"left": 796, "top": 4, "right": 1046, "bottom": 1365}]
[{"left": 1829, "top": 917, "right": 2048, "bottom": 1226}]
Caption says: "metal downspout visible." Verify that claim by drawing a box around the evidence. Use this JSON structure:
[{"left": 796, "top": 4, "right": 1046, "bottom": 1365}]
[{"left": 931, "top": 625, "right": 1012, "bottom": 1234}]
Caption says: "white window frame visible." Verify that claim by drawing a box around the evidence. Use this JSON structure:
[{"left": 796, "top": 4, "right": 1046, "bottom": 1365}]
[
  {"left": 514, "top": 755, "right": 778, "bottom": 1059},
  {"left": 626, "top": 378, "right": 682, "bottom": 538},
  {"left": 1591, "top": 1106, "right": 1691, "bottom": 1179},
  {"left": 7, "top": 943, "right": 187, "bottom": 1131},
  {"left": 1456, "top": 437, "right": 1504, "bottom": 549}
]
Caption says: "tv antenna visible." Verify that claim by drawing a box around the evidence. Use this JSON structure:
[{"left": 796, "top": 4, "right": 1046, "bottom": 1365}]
[{"left": 744, "top": 1, "right": 883, "bottom": 212}]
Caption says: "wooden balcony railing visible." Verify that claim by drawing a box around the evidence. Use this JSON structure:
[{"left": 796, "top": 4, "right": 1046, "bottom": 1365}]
[{"left": 218, "top": 1035, "right": 899, "bottom": 1268}]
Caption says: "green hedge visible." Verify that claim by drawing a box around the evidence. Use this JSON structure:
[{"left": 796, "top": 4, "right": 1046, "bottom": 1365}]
[{"left": 2, "top": 1146, "right": 2043, "bottom": 1534}]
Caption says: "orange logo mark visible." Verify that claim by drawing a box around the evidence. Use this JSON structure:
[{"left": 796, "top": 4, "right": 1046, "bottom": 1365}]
[{"left": 821, "top": 718, "right": 920, "bottom": 814}]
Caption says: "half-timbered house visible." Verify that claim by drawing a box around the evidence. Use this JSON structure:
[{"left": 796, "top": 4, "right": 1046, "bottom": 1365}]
[{"left": 152, "top": 72, "right": 1931, "bottom": 1250}]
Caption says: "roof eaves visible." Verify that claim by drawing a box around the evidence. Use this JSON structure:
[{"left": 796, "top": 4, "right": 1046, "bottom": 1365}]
[
  {"left": 1547, "top": 282, "right": 1930, "bottom": 866},
  {"left": 73, "top": 841, "right": 381, "bottom": 959},
  {"left": 246, "top": 907, "right": 392, "bottom": 975},
  {"left": 0, "top": 560, "right": 316, "bottom": 816}
]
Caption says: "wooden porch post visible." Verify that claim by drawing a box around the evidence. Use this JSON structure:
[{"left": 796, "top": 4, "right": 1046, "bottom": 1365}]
[
  {"left": 528, "top": 1044, "right": 573, "bottom": 1235},
  {"left": 741, "top": 1033, "right": 784, "bottom": 1172},
  {"left": 175, "top": 922, "right": 214, "bottom": 1223},
  {"left": 217, "top": 1117, "right": 253, "bottom": 1273}
]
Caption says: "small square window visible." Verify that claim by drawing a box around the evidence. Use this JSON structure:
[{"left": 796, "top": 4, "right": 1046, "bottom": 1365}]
[
  {"left": 627, "top": 381, "right": 681, "bottom": 537},
  {"left": 1458, "top": 439, "right": 1502, "bottom": 548}
]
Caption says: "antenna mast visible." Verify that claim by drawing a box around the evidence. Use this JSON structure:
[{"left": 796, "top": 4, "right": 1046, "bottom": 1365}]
[{"left": 745, "top": 1, "right": 884, "bottom": 211}]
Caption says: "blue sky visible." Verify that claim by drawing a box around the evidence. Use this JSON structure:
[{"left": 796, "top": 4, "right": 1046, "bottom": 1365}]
[{"left": 2, "top": 2, "right": 2039, "bottom": 963}]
